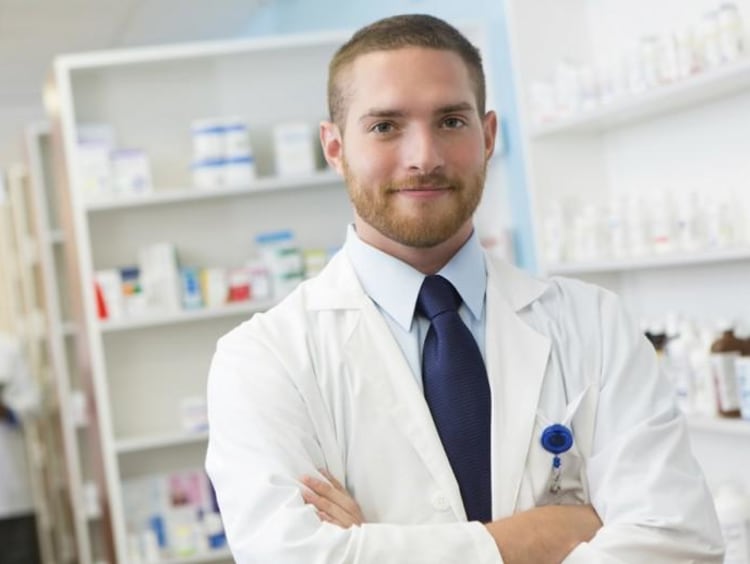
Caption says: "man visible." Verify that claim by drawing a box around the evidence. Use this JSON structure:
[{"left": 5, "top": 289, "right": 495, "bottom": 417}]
[
  {"left": 206, "top": 14, "right": 723, "bottom": 563},
  {"left": 0, "top": 333, "right": 41, "bottom": 564}
]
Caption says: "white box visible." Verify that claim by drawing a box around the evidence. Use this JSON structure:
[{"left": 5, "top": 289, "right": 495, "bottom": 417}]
[
  {"left": 272, "top": 122, "right": 316, "bottom": 177},
  {"left": 111, "top": 149, "right": 153, "bottom": 197}
]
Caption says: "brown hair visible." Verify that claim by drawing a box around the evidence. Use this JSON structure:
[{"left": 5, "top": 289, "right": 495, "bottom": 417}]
[{"left": 327, "top": 14, "right": 487, "bottom": 128}]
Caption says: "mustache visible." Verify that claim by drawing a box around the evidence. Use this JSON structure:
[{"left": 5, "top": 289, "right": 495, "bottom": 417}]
[{"left": 385, "top": 174, "right": 456, "bottom": 192}]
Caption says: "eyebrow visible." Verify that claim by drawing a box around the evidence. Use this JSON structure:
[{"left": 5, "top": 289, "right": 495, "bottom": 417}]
[{"left": 358, "top": 102, "right": 476, "bottom": 123}]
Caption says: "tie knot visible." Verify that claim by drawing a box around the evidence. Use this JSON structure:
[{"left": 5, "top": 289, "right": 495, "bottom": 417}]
[{"left": 417, "top": 275, "right": 461, "bottom": 321}]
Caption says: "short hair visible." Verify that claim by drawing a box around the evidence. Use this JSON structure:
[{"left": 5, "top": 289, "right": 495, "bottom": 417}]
[{"left": 327, "top": 14, "right": 487, "bottom": 128}]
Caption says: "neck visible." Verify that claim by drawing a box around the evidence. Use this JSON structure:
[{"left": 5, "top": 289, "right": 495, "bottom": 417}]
[{"left": 354, "top": 218, "right": 474, "bottom": 275}]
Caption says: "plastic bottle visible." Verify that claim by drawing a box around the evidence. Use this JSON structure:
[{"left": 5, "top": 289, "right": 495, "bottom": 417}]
[
  {"left": 718, "top": 3, "right": 745, "bottom": 63},
  {"left": 714, "top": 482, "right": 750, "bottom": 564},
  {"left": 645, "top": 320, "right": 668, "bottom": 353},
  {"left": 700, "top": 10, "right": 723, "bottom": 69},
  {"left": 710, "top": 320, "right": 743, "bottom": 417},
  {"left": 648, "top": 191, "right": 675, "bottom": 254},
  {"left": 693, "top": 327, "right": 719, "bottom": 417},
  {"left": 674, "top": 190, "right": 702, "bottom": 252},
  {"left": 624, "top": 194, "right": 648, "bottom": 257},
  {"left": 666, "top": 318, "right": 698, "bottom": 414},
  {"left": 606, "top": 196, "right": 627, "bottom": 259},
  {"left": 542, "top": 201, "right": 566, "bottom": 264}
]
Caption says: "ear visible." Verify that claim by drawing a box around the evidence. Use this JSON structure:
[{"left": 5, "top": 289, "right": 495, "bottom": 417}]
[
  {"left": 319, "top": 120, "right": 344, "bottom": 175},
  {"left": 482, "top": 110, "right": 498, "bottom": 161}
]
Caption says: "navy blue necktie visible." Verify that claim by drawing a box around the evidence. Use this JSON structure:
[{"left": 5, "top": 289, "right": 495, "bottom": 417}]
[{"left": 417, "top": 274, "right": 492, "bottom": 522}]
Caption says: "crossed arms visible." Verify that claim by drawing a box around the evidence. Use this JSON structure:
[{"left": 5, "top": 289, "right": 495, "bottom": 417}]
[{"left": 301, "top": 469, "right": 602, "bottom": 563}]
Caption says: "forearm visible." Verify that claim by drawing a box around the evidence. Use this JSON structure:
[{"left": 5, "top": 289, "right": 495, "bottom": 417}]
[{"left": 486, "top": 505, "right": 602, "bottom": 564}]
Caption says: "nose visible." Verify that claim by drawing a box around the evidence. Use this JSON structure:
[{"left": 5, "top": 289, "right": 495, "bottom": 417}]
[{"left": 404, "top": 125, "right": 444, "bottom": 174}]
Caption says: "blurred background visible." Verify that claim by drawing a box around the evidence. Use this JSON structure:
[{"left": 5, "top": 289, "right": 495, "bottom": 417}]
[{"left": 1, "top": 0, "right": 749, "bottom": 562}]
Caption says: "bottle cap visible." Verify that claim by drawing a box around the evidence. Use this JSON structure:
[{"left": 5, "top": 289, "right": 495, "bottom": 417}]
[{"left": 715, "top": 318, "right": 734, "bottom": 333}]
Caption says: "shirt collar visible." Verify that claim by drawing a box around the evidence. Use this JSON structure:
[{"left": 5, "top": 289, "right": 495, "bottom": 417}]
[{"left": 344, "top": 224, "right": 487, "bottom": 331}]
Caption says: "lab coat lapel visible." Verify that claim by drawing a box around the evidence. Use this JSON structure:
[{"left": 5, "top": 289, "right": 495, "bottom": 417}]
[
  {"left": 485, "top": 257, "right": 551, "bottom": 517},
  {"left": 344, "top": 297, "right": 467, "bottom": 520}
]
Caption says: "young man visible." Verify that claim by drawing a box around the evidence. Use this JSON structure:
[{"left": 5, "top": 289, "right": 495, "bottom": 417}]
[{"left": 206, "top": 14, "right": 723, "bottom": 563}]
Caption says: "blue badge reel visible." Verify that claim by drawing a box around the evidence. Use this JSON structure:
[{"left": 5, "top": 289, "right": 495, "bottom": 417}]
[{"left": 541, "top": 424, "right": 573, "bottom": 494}]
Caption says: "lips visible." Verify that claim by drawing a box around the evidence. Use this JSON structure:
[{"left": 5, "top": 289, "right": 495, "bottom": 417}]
[{"left": 387, "top": 173, "right": 454, "bottom": 192}]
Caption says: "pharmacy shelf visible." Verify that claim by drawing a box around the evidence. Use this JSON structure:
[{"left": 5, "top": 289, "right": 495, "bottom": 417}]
[
  {"left": 532, "top": 56, "right": 750, "bottom": 138},
  {"left": 98, "top": 298, "right": 276, "bottom": 333},
  {"left": 115, "top": 430, "right": 208, "bottom": 454},
  {"left": 545, "top": 247, "right": 750, "bottom": 276},
  {"left": 686, "top": 415, "right": 750, "bottom": 437},
  {"left": 84, "top": 169, "right": 342, "bottom": 212},
  {"left": 158, "top": 548, "right": 232, "bottom": 564}
]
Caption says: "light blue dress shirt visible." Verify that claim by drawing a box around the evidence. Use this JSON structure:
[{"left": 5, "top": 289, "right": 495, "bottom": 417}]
[{"left": 343, "top": 225, "right": 488, "bottom": 391}]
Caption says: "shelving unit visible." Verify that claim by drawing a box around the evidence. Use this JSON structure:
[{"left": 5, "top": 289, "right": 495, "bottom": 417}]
[
  {"left": 24, "top": 121, "right": 111, "bottom": 564},
  {"left": 158, "top": 548, "right": 233, "bottom": 564},
  {"left": 84, "top": 168, "right": 341, "bottom": 212},
  {"left": 1, "top": 162, "right": 75, "bottom": 563},
  {"left": 505, "top": 0, "right": 750, "bottom": 493},
  {"left": 98, "top": 297, "right": 276, "bottom": 333},
  {"left": 532, "top": 55, "right": 750, "bottom": 137},
  {"left": 547, "top": 247, "right": 750, "bottom": 275},
  {"left": 115, "top": 431, "right": 208, "bottom": 454}
]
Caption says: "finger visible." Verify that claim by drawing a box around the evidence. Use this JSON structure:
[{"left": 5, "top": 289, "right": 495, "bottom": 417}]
[
  {"left": 302, "top": 475, "right": 360, "bottom": 518},
  {"left": 319, "top": 468, "right": 345, "bottom": 492},
  {"left": 301, "top": 486, "right": 355, "bottom": 527},
  {"left": 311, "top": 472, "right": 364, "bottom": 525},
  {"left": 316, "top": 510, "right": 337, "bottom": 525}
]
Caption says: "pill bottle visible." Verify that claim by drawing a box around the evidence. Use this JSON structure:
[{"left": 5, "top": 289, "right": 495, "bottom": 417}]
[
  {"left": 710, "top": 320, "right": 743, "bottom": 417},
  {"left": 191, "top": 118, "right": 225, "bottom": 163}
]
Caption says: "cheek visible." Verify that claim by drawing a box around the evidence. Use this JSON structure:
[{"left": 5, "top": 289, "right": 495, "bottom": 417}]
[
  {"left": 346, "top": 140, "right": 396, "bottom": 180},
  {"left": 448, "top": 137, "right": 486, "bottom": 168}
]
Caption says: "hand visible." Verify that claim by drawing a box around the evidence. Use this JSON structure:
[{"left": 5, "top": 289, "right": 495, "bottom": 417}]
[
  {"left": 301, "top": 469, "right": 364, "bottom": 528},
  {"left": 486, "top": 504, "right": 602, "bottom": 564}
]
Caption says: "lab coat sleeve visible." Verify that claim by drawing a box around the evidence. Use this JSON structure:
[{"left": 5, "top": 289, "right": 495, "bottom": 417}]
[
  {"left": 559, "top": 286, "right": 724, "bottom": 563},
  {"left": 205, "top": 321, "right": 501, "bottom": 564}
]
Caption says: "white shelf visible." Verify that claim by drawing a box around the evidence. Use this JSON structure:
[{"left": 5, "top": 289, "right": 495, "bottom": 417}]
[
  {"left": 545, "top": 247, "right": 750, "bottom": 275},
  {"left": 84, "top": 170, "right": 342, "bottom": 212},
  {"left": 158, "top": 548, "right": 232, "bottom": 564},
  {"left": 532, "top": 57, "right": 750, "bottom": 137},
  {"left": 687, "top": 415, "right": 750, "bottom": 437},
  {"left": 115, "top": 430, "right": 208, "bottom": 454},
  {"left": 98, "top": 299, "right": 276, "bottom": 333}
]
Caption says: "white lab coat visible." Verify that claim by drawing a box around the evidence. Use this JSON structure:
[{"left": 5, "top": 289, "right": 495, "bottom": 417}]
[
  {"left": 206, "top": 251, "right": 724, "bottom": 563},
  {"left": 0, "top": 333, "right": 39, "bottom": 518}
]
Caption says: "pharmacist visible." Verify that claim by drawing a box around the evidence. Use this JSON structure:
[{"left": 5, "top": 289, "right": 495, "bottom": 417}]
[
  {"left": 206, "top": 14, "right": 724, "bottom": 563},
  {"left": 0, "top": 333, "right": 41, "bottom": 564}
]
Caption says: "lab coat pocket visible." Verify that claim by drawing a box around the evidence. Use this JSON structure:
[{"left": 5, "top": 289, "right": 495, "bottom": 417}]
[{"left": 522, "top": 387, "right": 592, "bottom": 508}]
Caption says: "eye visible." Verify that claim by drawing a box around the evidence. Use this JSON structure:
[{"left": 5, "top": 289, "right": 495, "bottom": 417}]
[
  {"left": 370, "top": 121, "right": 395, "bottom": 134},
  {"left": 442, "top": 116, "right": 467, "bottom": 129}
]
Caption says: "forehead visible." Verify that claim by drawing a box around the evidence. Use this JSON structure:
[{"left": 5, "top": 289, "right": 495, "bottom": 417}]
[{"left": 342, "top": 47, "right": 476, "bottom": 113}]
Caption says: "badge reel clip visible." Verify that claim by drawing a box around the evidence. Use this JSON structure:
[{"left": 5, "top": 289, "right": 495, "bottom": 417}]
[{"left": 541, "top": 423, "right": 573, "bottom": 494}]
